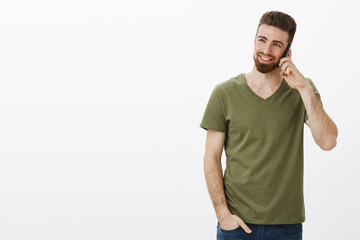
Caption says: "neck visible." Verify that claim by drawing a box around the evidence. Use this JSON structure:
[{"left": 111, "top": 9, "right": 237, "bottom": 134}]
[{"left": 246, "top": 65, "right": 283, "bottom": 88}]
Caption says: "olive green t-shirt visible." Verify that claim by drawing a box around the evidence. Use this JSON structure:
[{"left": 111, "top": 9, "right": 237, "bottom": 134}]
[{"left": 200, "top": 73, "right": 322, "bottom": 224}]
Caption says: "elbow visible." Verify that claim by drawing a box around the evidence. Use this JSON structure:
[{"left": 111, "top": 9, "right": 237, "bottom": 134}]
[
  {"left": 313, "top": 121, "right": 338, "bottom": 151},
  {"left": 319, "top": 138, "right": 337, "bottom": 151},
  {"left": 317, "top": 126, "right": 338, "bottom": 151}
]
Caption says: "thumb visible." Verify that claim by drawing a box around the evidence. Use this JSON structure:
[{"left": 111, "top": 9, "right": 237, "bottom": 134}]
[{"left": 238, "top": 220, "right": 252, "bottom": 234}]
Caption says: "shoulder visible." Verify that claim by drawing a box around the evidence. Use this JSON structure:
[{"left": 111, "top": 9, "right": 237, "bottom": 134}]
[
  {"left": 305, "top": 77, "right": 314, "bottom": 85},
  {"left": 214, "top": 73, "right": 245, "bottom": 93},
  {"left": 304, "top": 77, "right": 320, "bottom": 92}
]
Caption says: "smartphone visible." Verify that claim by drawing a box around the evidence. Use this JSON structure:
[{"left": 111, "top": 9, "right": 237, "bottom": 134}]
[
  {"left": 281, "top": 43, "right": 291, "bottom": 76},
  {"left": 282, "top": 43, "right": 291, "bottom": 58}
]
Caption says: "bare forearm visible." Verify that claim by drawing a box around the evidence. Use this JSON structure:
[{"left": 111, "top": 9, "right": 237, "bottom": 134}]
[
  {"left": 204, "top": 157, "right": 231, "bottom": 221},
  {"left": 299, "top": 83, "right": 338, "bottom": 150}
]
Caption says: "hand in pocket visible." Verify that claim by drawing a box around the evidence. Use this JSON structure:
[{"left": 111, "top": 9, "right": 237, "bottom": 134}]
[{"left": 219, "top": 214, "right": 252, "bottom": 234}]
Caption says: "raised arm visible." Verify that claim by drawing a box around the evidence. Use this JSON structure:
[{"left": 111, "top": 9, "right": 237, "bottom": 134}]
[
  {"left": 300, "top": 85, "right": 338, "bottom": 150},
  {"left": 279, "top": 50, "right": 338, "bottom": 151}
]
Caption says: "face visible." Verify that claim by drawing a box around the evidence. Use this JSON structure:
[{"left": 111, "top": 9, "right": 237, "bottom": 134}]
[{"left": 253, "top": 24, "right": 289, "bottom": 73}]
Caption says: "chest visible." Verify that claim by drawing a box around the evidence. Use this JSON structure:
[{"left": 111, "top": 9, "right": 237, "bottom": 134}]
[{"left": 225, "top": 91, "right": 305, "bottom": 134}]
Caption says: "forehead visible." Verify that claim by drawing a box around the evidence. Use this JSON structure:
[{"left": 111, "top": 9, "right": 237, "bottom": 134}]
[{"left": 257, "top": 24, "right": 289, "bottom": 43}]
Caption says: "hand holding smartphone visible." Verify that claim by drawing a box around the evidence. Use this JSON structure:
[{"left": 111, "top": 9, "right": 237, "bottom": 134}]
[{"left": 281, "top": 44, "right": 291, "bottom": 76}]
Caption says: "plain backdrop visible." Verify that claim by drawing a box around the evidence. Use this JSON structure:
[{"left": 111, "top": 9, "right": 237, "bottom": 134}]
[{"left": 0, "top": 0, "right": 359, "bottom": 239}]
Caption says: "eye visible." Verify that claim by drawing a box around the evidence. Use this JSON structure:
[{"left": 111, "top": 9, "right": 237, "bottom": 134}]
[
  {"left": 259, "top": 39, "right": 265, "bottom": 43},
  {"left": 274, "top": 43, "right": 281, "bottom": 47}
]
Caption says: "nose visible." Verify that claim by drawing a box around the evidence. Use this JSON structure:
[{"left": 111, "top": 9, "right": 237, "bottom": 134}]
[{"left": 262, "top": 43, "right": 272, "bottom": 55}]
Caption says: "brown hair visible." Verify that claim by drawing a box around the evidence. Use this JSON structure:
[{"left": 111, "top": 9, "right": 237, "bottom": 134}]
[{"left": 257, "top": 11, "right": 297, "bottom": 46}]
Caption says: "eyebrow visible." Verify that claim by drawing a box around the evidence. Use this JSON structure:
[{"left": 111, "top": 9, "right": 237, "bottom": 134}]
[{"left": 257, "top": 35, "right": 285, "bottom": 46}]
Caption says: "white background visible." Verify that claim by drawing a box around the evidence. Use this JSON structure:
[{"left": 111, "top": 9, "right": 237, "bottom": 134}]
[{"left": 0, "top": 0, "right": 358, "bottom": 239}]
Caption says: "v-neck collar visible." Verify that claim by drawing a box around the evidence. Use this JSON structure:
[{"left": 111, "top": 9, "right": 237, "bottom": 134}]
[{"left": 241, "top": 73, "right": 286, "bottom": 102}]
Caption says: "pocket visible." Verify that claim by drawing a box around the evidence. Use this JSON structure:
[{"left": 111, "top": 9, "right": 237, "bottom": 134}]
[
  {"left": 219, "top": 225, "right": 241, "bottom": 232},
  {"left": 217, "top": 222, "right": 241, "bottom": 232},
  {"left": 278, "top": 223, "right": 303, "bottom": 234}
]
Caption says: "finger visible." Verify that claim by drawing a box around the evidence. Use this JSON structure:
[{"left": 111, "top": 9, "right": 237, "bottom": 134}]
[
  {"left": 281, "top": 63, "right": 294, "bottom": 77},
  {"left": 238, "top": 220, "right": 252, "bottom": 234},
  {"left": 279, "top": 58, "right": 288, "bottom": 67},
  {"left": 279, "top": 57, "right": 293, "bottom": 67},
  {"left": 281, "top": 61, "right": 290, "bottom": 73},
  {"left": 283, "top": 64, "right": 294, "bottom": 76}
]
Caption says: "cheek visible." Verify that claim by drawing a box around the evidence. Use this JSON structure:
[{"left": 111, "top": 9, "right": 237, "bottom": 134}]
[
  {"left": 254, "top": 42, "right": 262, "bottom": 51},
  {"left": 275, "top": 48, "right": 285, "bottom": 57},
  {"left": 254, "top": 46, "right": 262, "bottom": 56}
]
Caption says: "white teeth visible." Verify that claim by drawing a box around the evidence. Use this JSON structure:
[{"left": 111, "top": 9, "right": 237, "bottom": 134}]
[{"left": 260, "top": 55, "right": 272, "bottom": 61}]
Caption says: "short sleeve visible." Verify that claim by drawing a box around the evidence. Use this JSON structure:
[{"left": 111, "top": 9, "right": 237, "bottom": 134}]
[
  {"left": 304, "top": 78, "right": 323, "bottom": 122},
  {"left": 199, "top": 86, "right": 228, "bottom": 133}
]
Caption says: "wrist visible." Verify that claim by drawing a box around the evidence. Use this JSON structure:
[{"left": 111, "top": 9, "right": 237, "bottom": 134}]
[
  {"left": 297, "top": 79, "right": 312, "bottom": 94},
  {"left": 216, "top": 206, "right": 232, "bottom": 222}
]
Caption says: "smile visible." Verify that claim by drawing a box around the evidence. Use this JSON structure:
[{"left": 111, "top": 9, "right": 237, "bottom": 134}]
[{"left": 259, "top": 55, "right": 274, "bottom": 62}]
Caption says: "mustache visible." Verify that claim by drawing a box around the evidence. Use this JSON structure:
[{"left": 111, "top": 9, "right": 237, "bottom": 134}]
[{"left": 257, "top": 52, "right": 276, "bottom": 59}]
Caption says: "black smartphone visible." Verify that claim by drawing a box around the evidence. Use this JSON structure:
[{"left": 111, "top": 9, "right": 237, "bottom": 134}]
[
  {"left": 282, "top": 43, "right": 291, "bottom": 58},
  {"left": 281, "top": 44, "right": 291, "bottom": 76}
]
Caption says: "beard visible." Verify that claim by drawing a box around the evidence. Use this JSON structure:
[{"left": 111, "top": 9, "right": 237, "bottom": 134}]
[{"left": 253, "top": 52, "right": 281, "bottom": 73}]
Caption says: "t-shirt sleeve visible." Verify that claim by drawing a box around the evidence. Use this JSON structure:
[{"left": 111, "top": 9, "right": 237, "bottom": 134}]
[
  {"left": 200, "top": 85, "right": 228, "bottom": 133},
  {"left": 304, "top": 78, "right": 323, "bottom": 122}
]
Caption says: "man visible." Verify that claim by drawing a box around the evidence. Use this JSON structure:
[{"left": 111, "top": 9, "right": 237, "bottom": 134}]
[{"left": 200, "top": 11, "right": 338, "bottom": 240}]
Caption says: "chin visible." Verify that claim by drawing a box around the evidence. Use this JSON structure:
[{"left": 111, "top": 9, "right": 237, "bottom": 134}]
[{"left": 253, "top": 55, "right": 280, "bottom": 73}]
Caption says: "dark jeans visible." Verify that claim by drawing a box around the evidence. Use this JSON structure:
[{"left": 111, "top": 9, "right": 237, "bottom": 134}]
[{"left": 217, "top": 221, "right": 303, "bottom": 240}]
